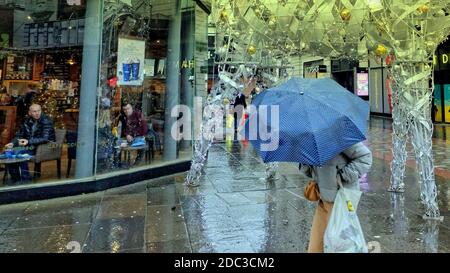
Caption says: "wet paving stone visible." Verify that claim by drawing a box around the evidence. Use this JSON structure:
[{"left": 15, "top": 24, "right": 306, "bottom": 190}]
[
  {"left": 250, "top": 224, "right": 310, "bottom": 253},
  {"left": 0, "top": 202, "right": 30, "bottom": 216},
  {"left": 147, "top": 239, "right": 192, "bottom": 253},
  {"left": 146, "top": 221, "right": 188, "bottom": 243},
  {"left": 189, "top": 229, "right": 255, "bottom": 253},
  {"left": 83, "top": 217, "right": 145, "bottom": 253},
  {"left": 146, "top": 205, "right": 185, "bottom": 230},
  {"left": 366, "top": 231, "right": 450, "bottom": 253},
  {"left": 0, "top": 224, "right": 90, "bottom": 253},
  {"left": 180, "top": 196, "right": 202, "bottom": 211},
  {"left": 210, "top": 179, "right": 268, "bottom": 193},
  {"left": 24, "top": 193, "right": 103, "bottom": 212},
  {"left": 241, "top": 191, "right": 276, "bottom": 204},
  {"left": 0, "top": 215, "right": 20, "bottom": 235},
  {"left": 105, "top": 182, "right": 148, "bottom": 196},
  {"left": 0, "top": 117, "right": 449, "bottom": 253},
  {"left": 146, "top": 176, "right": 178, "bottom": 188},
  {"left": 216, "top": 192, "right": 258, "bottom": 207},
  {"left": 187, "top": 194, "right": 230, "bottom": 211},
  {"left": 147, "top": 184, "right": 180, "bottom": 206},
  {"left": 96, "top": 194, "right": 146, "bottom": 220},
  {"left": 8, "top": 207, "right": 97, "bottom": 230},
  {"left": 118, "top": 247, "right": 145, "bottom": 253}
]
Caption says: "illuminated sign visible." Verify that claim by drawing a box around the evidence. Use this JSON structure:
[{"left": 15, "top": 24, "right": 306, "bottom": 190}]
[
  {"left": 356, "top": 72, "right": 369, "bottom": 96},
  {"left": 433, "top": 54, "right": 449, "bottom": 65}
]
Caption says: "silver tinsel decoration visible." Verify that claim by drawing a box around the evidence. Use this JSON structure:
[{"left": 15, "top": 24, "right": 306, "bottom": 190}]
[
  {"left": 387, "top": 62, "right": 441, "bottom": 220},
  {"left": 185, "top": 68, "right": 247, "bottom": 186},
  {"left": 265, "top": 162, "right": 279, "bottom": 180}
]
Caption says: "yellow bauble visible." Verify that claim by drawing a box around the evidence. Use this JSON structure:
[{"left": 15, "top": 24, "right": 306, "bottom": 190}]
[
  {"left": 425, "top": 40, "right": 436, "bottom": 50},
  {"left": 374, "top": 44, "right": 387, "bottom": 56},
  {"left": 417, "top": 5, "right": 430, "bottom": 13},
  {"left": 300, "top": 42, "right": 307, "bottom": 50},
  {"left": 340, "top": 8, "right": 351, "bottom": 22},
  {"left": 223, "top": 98, "right": 230, "bottom": 104},
  {"left": 268, "top": 16, "right": 277, "bottom": 28},
  {"left": 219, "top": 9, "right": 229, "bottom": 23},
  {"left": 247, "top": 44, "right": 257, "bottom": 55}
]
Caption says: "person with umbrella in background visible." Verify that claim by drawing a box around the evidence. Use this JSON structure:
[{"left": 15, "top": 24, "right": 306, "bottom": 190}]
[{"left": 242, "top": 77, "right": 373, "bottom": 252}]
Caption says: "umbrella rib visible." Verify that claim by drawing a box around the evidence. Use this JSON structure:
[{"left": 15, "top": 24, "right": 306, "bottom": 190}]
[
  {"left": 304, "top": 94, "right": 360, "bottom": 130},
  {"left": 303, "top": 96, "right": 321, "bottom": 165}
]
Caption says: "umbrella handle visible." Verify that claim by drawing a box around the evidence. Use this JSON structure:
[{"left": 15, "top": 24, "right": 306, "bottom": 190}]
[{"left": 336, "top": 167, "right": 344, "bottom": 189}]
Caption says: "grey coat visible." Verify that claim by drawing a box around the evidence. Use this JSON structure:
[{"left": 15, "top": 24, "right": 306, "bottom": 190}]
[{"left": 299, "top": 142, "right": 373, "bottom": 203}]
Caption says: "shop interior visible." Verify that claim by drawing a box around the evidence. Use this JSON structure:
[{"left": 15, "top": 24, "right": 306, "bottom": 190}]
[
  {"left": 0, "top": 0, "right": 194, "bottom": 185},
  {"left": 0, "top": 1, "right": 86, "bottom": 185}
]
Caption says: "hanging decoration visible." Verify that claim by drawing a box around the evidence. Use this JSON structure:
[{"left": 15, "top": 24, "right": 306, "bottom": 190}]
[
  {"left": 184, "top": 0, "right": 450, "bottom": 220},
  {"left": 32, "top": 83, "right": 65, "bottom": 129},
  {"left": 340, "top": 8, "right": 352, "bottom": 22},
  {"left": 364, "top": 0, "right": 450, "bottom": 220},
  {"left": 374, "top": 44, "right": 387, "bottom": 57}
]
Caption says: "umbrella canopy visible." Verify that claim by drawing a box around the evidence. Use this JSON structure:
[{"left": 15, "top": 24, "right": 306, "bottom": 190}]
[{"left": 242, "top": 77, "right": 369, "bottom": 166}]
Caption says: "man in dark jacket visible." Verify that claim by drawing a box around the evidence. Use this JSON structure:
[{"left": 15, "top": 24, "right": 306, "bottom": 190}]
[
  {"left": 5, "top": 104, "right": 55, "bottom": 182},
  {"left": 232, "top": 91, "right": 247, "bottom": 137},
  {"left": 122, "top": 103, "right": 148, "bottom": 165}
]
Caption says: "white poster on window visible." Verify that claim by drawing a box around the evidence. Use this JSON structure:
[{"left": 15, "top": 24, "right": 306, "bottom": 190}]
[
  {"left": 157, "top": 58, "right": 165, "bottom": 76},
  {"left": 117, "top": 37, "right": 145, "bottom": 86},
  {"left": 144, "top": 59, "right": 155, "bottom": 77}
]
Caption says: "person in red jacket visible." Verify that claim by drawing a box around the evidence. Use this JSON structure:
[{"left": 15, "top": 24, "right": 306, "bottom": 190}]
[{"left": 122, "top": 103, "right": 148, "bottom": 165}]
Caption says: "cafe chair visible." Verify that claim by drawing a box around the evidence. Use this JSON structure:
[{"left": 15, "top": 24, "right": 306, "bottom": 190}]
[
  {"left": 65, "top": 130, "right": 77, "bottom": 178},
  {"left": 32, "top": 129, "right": 66, "bottom": 179}
]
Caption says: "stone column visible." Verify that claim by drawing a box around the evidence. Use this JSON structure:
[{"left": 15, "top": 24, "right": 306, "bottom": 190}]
[
  {"left": 75, "top": 0, "right": 102, "bottom": 178},
  {"left": 163, "top": 0, "right": 182, "bottom": 161},
  {"left": 180, "top": 6, "right": 195, "bottom": 150}
]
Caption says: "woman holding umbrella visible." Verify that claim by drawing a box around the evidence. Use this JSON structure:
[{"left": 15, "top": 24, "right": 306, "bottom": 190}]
[
  {"left": 299, "top": 142, "right": 372, "bottom": 253},
  {"left": 242, "top": 77, "right": 373, "bottom": 252}
]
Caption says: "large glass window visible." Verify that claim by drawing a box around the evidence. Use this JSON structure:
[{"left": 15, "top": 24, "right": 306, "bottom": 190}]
[
  {"left": 0, "top": 0, "right": 202, "bottom": 190},
  {"left": 0, "top": 0, "right": 86, "bottom": 186},
  {"left": 94, "top": 0, "right": 196, "bottom": 175}
]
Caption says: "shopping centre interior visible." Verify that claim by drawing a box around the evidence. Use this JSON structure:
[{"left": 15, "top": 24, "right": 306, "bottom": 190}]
[
  {"left": 0, "top": 0, "right": 450, "bottom": 218},
  {"left": 0, "top": 0, "right": 449, "bottom": 254}
]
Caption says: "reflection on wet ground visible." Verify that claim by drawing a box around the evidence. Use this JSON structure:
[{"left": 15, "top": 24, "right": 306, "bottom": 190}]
[{"left": 0, "top": 116, "right": 449, "bottom": 253}]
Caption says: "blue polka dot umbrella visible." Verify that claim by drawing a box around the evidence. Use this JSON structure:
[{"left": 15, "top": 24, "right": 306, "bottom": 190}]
[{"left": 241, "top": 77, "right": 370, "bottom": 166}]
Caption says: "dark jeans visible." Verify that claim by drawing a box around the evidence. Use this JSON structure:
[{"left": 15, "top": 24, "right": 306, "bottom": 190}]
[
  {"left": 147, "top": 128, "right": 161, "bottom": 151},
  {"left": 134, "top": 150, "right": 144, "bottom": 164},
  {"left": 7, "top": 162, "right": 31, "bottom": 182}
]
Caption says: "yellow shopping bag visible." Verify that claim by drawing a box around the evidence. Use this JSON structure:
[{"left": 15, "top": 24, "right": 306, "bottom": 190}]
[{"left": 226, "top": 114, "right": 234, "bottom": 128}]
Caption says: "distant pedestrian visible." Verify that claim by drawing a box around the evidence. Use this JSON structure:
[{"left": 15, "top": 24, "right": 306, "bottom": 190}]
[
  {"left": 250, "top": 86, "right": 261, "bottom": 103},
  {"left": 299, "top": 141, "right": 373, "bottom": 253},
  {"left": 431, "top": 103, "right": 438, "bottom": 123},
  {"left": 232, "top": 90, "right": 247, "bottom": 135}
]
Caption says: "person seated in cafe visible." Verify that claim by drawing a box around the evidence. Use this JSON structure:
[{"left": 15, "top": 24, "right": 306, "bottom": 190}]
[
  {"left": 4, "top": 103, "right": 55, "bottom": 183},
  {"left": 122, "top": 103, "right": 148, "bottom": 166}
]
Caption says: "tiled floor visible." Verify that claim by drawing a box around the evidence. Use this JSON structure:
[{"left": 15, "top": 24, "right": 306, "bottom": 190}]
[{"left": 0, "top": 116, "right": 449, "bottom": 253}]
